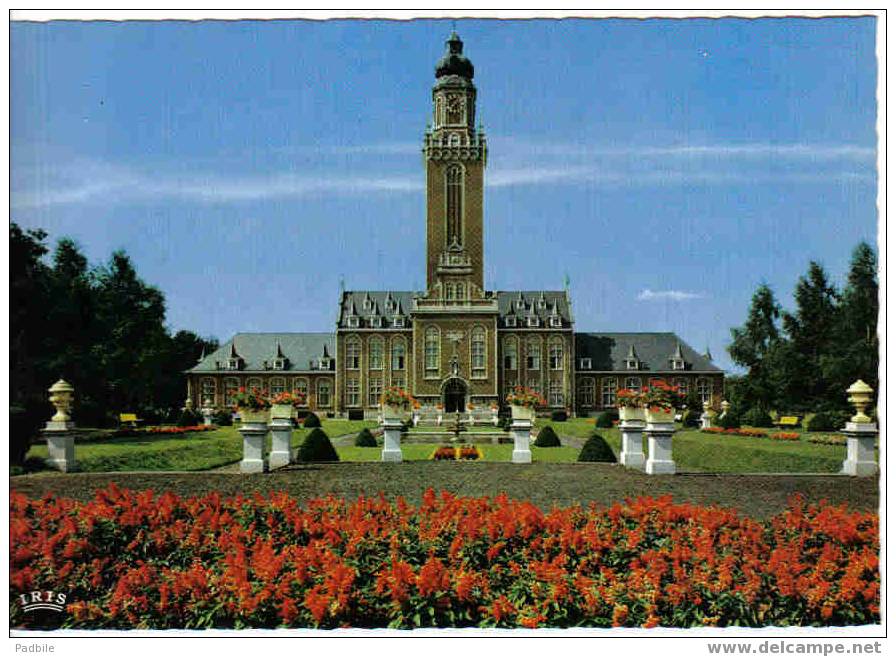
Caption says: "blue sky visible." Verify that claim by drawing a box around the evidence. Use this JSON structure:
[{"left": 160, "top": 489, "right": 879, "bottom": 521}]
[{"left": 11, "top": 17, "right": 878, "bottom": 372}]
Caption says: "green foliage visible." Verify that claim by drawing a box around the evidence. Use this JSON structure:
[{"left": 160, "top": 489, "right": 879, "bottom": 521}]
[
  {"left": 175, "top": 409, "right": 201, "bottom": 427},
  {"left": 534, "top": 426, "right": 561, "bottom": 447},
  {"left": 594, "top": 411, "right": 616, "bottom": 428},
  {"left": 806, "top": 410, "right": 850, "bottom": 433},
  {"left": 577, "top": 433, "right": 617, "bottom": 462},
  {"left": 10, "top": 404, "right": 47, "bottom": 466},
  {"left": 298, "top": 428, "right": 339, "bottom": 462},
  {"left": 550, "top": 409, "right": 568, "bottom": 422},
  {"left": 212, "top": 409, "right": 233, "bottom": 426},
  {"left": 680, "top": 409, "right": 701, "bottom": 428},
  {"left": 718, "top": 412, "right": 741, "bottom": 429},
  {"left": 741, "top": 407, "right": 774, "bottom": 428},
  {"left": 354, "top": 428, "right": 377, "bottom": 447},
  {"left": 303, "top": 412, "right": 321, "bottom": 428}
]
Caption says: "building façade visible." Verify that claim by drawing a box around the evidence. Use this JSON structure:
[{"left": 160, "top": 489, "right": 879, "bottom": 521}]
[{"left": 186, "top": 32, "right": 724, "bottom": 417}]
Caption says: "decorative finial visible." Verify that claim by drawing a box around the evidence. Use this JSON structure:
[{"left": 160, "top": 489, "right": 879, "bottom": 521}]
[{"left": 846, "top": 380, "right": 875, "bottom": 424}]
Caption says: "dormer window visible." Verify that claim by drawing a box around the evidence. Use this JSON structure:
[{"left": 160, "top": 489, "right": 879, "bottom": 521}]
[
  {"left": 516, "top": 298, "right": 525, "bottom": 310},
  {"left": 392, "top": 317, "right": 405, "bottom": 328},
  {"left": 273, "top": 358, "right": 286, "bottom": 371},
  {"left": 347, "top": 316, "right": 360, "bottom": 328},
  {"left": 671, "top": 358, "right": 685, "bottom": 370},
  {"left": 370, "top": 316, "right": 383, "bottom": 328},
  {"left": 549, "top": 316, "right": 562, "bottom": 328},
  {"left": 527, "top": 316, "right": 540, "bottom": 328},
  {"left": 362, "top": 297, "right": 373, "bottom": 312},
  {"left": 319, "top": 357, "right": 331, "bottom": 370},
  {"left": 505, "top": 316, "right": 517, "bottom": 328},
  {"left": 625, "top": 359, "right": 639, "bottom": 371},
  {"left": 537, "top": 297, "right": 546, "bottom": 310},
  {"left": 579, "top": 358, "right": 592, "bottom": 370},
  {"left": 228, "top": 358, "right": 240, "bottom": 370}
]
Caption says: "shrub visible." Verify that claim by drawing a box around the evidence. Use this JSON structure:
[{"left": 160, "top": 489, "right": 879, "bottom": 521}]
[
  {"left": 806, "top": 410, "right": 850, "bottom": 432},
  {"left": 212, "top": 409, "right": 233, "bottom": 426},
  {"left": 550, "top": 409, "right": 567, "bottom": 422},
  {"left": 10, "top": 404, "right": 45, "bottom": 466},
  {"left": 741, "top": 407, "right": 774, "bottom": 428},
  {"left": 594, "top": 411, "right": 616, "bottom": 428},
  {"left": 177, "top": 408, "right": 202, "bottom": 427},
  {"left": 498, "top": 416, "right": 512, "bottom": 431},
  {"left": 717, "top": 412, "right": 741, "bottom": 430},
  {"left": 298, "top": 428, "right": 339, "bottom": 462},
  {"left": 8, "top": 488, "right": 880, "bottom": 629},
  {"left": 577, "top": 433, "right": 617, "bottom": 462},
  {"left": 680, "top": 409, "right": 701, "bottom": 428},
  {"left": 303, "top": 412, "right": 321, "bottom": 428},
  {"left": 354, "top": 428, "right": 377, "bottom": 447},
  {"left": 534, "top": 426, "right": 561, "bottom": 447},
  {"left": 347, "top": 409, "right": 364, "bottom": 421}
]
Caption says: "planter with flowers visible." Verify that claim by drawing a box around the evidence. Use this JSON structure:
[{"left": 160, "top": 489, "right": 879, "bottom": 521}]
[
  {"left": 616, "top": 388, "right": 646, "bottom": 422},
  {"left": 506, "top": 386, "right": 544, "bottom": 421},
  {"left": 270, "top": 391, "right": 306, "bottom": 421},
  {"left": 380, "top": 387, "right": 417, "bottom": 421},
  {"left": 233, "top": 387, "right": 271, "bottom": 424},
  {"left": 643, "top": 381, "right": 683, "bottom": 424}
]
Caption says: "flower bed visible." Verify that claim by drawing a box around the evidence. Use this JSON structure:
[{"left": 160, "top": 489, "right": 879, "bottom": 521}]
[
  {"left": 431, "top": 445, "right": 482, "bottom": 461},
  {"left": 702, "top": 427, "right": 769, "bottom": 438},
  {"left": 10, "top": 486, "right": 878, "bottom": 629},
  {"left": 112, "top": 425, "right": 217, "bottom": 438},
  {"left": 808, "top": 435, "right": 847, "bottom": 446},
  {"left": 770, "top": 432, "right": 801, "bottom": 441}
]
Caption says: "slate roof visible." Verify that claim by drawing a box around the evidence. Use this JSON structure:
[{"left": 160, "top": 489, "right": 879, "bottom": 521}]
[
  {"left": 574, "top": 333, "right": 721, "bottom": 372},
  {"left": 338, "top": 291, "right": 416, "bottom": 329},
  {"left": 496, "top": 291, "right": 573, "bottom": 327},
  {"left": 189, "top": 333, "right": 335, "bottom": 373}
]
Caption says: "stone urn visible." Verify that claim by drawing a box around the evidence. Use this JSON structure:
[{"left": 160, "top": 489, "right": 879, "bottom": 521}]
[
  {"left": 239, "top": 407, "right": 270, "bottom": 425},
  {"left": 382, "top": 404, "right": 404, "bottom": 421},
  {"left": 270, "top": 404, "right": 294, "bottom": 421},
  {"left": 846, "top": 380, "right": 874, "bottom": 424},
  {"left": 618, "top": 405, "right": 645, "bottom": 423},
  {"left": 511, "top": 404, "right": 533, "bottom": 421},
  {"left": 646, "top": 407, "right": 675, "bottom": 424},
  {"left": 48, "top": 379, "right": 75, "bottom": 424}
]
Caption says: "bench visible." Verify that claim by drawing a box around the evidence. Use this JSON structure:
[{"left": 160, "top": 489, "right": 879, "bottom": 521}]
[
  {"left": 119, "top": 413, "right": 143, "bottom": 428},
  {"left": 775, "top": 416, "right": 801, "bottom": 429}
]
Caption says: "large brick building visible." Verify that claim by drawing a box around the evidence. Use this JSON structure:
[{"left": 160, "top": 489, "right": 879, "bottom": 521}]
[{"left": 187, "top": 33, "right": 724, "bottom": 416}]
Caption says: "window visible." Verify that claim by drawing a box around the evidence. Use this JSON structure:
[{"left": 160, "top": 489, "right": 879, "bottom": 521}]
[
  {"left": 697, "top": 377, "right": 712, "bottom": 404},
  {"left": 456, "top": 283, "right": 465, "bottom": 300},
  {"left": 347, "top": 316, "right": 360, "bottom": 328},
  {"left": 504, "top": 380, "right": 517, "bottom": 402},
  {"left": 392, "top": 375, "right": 405, "bottom": 390},
  {"left": 425, "top": 327, "right": 440, "bottom": 374},
  {"left": 201, "top": 378, "right": 216, "bottom": 405},
  {"left": 445, "top": 284, "right": 454, "bottom": 301},
  {"left": 471, "top": 326, "right": 486, "bottom": 377},
  {"left": 369, "top": 337, "right": 384, "bottom": 370},
  {"left": 671, "top": 358, "right": 685, "bottom": 370},
  {"left": 549, "top": 339, "right": 564, "bottom": 370},
  {"left": 391, "top": 338, "right": 406, "bottom": 370},
  {"left": 293, "top": 378, "right": 309, "bottom": 406},
  {"left": 577, "top": 378, "right": 595, "bottom": 407},
  {"left": 317, "top": 380, "right": 331, "bottom": 407},
  {"left": 503, "top": 337, "right": 518, "bottom": 370},
  {"left": 674, "top": 377, "right": 689, "bottom": 396},
  {"left": 370, "top": 316, "right": 383, "bottom": 328},
  {"left": 527, "top": 316, "right": 540, "bottom": 328},
  {"left": 392, "top": 317, "right": 405, "bottom": 328},
  {"left": 446, "top": 165, "right": 463, "bottom": 246},
  {"left": 579, "top": 358, "right": 592, "bottom": 370},
  {"left": 549, "top": 380, "right": 564, "bottom": 407},
  {"left": 448, "top": 133, "right": 461, "bottom": 146},
  {"left": 346, "top": 378, "right": 360, "bottom": 407},
  {"left": 227, "top": 358, "right": 241, "bottom": 371},
  {"left": 549, "top": 316, "right": 562, "bottom": 328},
  {"left": 224, "top": 378, "right": 240, "bottom": 407},
  {"left": 272, "top": 358, "right": 286, "bottom": 370},
  {"left": 346, "top": 337, "right": 361, "bottom": 370},
  {"left": 269, "top": 377, "right": 286, "bottom": 396},
  {"left": 601, "top": 377, "right": 617, "bottom": 407},
  {"left": 626, "top": 359, "right": 639, "bottom": 370},
  {"left": 369, "top": 377, "right": 383, "bottom": 407},
  {"left": 246, "top": 377, "right": 264, "bottom": 393},
  {"left": 505, "top": 316, "right": 517, "bottom": 328},
  {"left": 527, "top": 378, "right": 542, "bottom": 396},
  {"left": 526, "top": 339, "right": 541, "bottom": 370},
  {"left": 625, "top": 377, "right": 642, "bottom": 391}
]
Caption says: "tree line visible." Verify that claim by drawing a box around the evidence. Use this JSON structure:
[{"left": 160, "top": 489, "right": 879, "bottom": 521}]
[
  {"left": 725, "top": 241, "right": 878, "bottom": 419},
  {"left": 11, "top": 222, "right": 218, "bottom": 430}
]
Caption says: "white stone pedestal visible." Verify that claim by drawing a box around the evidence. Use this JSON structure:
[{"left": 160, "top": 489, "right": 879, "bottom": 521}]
[
  {"left": 700, "top": 412, "right": 713, "bottom": 429},
  {"left": 645, "top": 421, "right": 676, "bottom": 475},
  {"left": 619, "top": 419, "right": 645, "bottom": 470},
  {"left": 202, "top": 408, "right": 214, "bottom": 426},
  {"left": 43, "top": 422, "right": 76, "bottom": 472},
  {"left": 268, "top": 417, "right": 293, "bottom": 470},
  {"left": 511, "top": 419, "right": 533, "bottom": 463},
  {"left": 382, "top": 418, "right": 403, "bottom": 462},
  {"left": 842, "top": 422, "right": 878, "bottom": 477},
  {"left": 239, "top": 422, "right": 268, "bottom": 473}
]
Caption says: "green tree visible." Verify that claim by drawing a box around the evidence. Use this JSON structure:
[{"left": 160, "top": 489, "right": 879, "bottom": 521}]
[{"left": 727, "top": 284, "right": 781, "bottom": 410}]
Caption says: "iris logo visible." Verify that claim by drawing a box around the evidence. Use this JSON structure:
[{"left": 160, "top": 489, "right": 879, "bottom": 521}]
[{"left": 17, "top": 591, "right": 67, "bottom": 614}]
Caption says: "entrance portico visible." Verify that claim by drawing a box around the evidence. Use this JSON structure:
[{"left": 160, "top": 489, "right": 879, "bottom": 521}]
[{"left": 441, "top": 377, "right": 468, "bottom": 413}]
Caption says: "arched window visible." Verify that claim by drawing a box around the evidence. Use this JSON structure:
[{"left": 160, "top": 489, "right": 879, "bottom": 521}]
[
  {"left": 673, "top": 377, "right": 689, "bottom": 397},
  {"left": 445, "top": 165, "right": 463, "bottom": 246},
  {"left": 625, "top": 377, "right": 642, "bottom": 391},
  {"left": 577, "top": 378, "right": 595, "bottom": 407},
  {"left": 346, "top": 336, "right": 361, "bottom": 370},
  {"left": 200, "top": 378, "right": 216, "bottom": 405},
  {"left": 269, "top": 377, "right": 286, "bottom": 395},
  {"left": 317, "top": 379, "right": 331, "bottom": 407},
  {"left": 448, "top": 133, "right": 461, "bottom": 146},
  {"left": 601, "top": 377, "right": 617, "bottom": 407},
  {"left": 391, "top": 338, "right": 406, "bottom": 371},
  {"left": 471, "top": 326, "right": 486, "bottom": 377},
  {"left": 697, "top": 377, "right": 712, "bottom": 404},
  {"left": 246, "top": 377, "right": 264, "bottom": 393},
  {"left": 503, "top": 336, "right": 518, "bottom": 370},
  {"left": 526, "top": 338, "right": 541, "bottom": 370},
  {"left": 369, "top": 336, "right": 384, "bottom": 370},
  {"left": 293, "top": 378, "right": 309, "bottom": 406},
  {"left": 424, "top": 327, "right": 440, "bottom": 374},
  {"left": 224, "top": 378, "right": 240, "bottom": 407},
  {"left": 549, "top": 337, "right": 564, "bottom": 370}
]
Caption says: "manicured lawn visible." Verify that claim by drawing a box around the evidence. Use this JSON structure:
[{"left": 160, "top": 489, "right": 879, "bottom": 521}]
[{"left": 335, "top": 444, "right": 580, "bottom": 462}]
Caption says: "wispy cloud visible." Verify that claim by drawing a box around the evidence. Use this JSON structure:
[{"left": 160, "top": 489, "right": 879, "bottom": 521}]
[{"left": 637, "top": 289, "right": 705, "bottom": 302}]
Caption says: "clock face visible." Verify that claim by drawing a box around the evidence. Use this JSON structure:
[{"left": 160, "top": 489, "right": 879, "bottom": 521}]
[{"left": 446, "top": 94, "right": 465, "bottom": 122}]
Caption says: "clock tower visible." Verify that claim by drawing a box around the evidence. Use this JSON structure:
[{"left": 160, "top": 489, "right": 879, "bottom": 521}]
[{"left": 423, "top": 32, "right": 488, "bottom": 299}]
